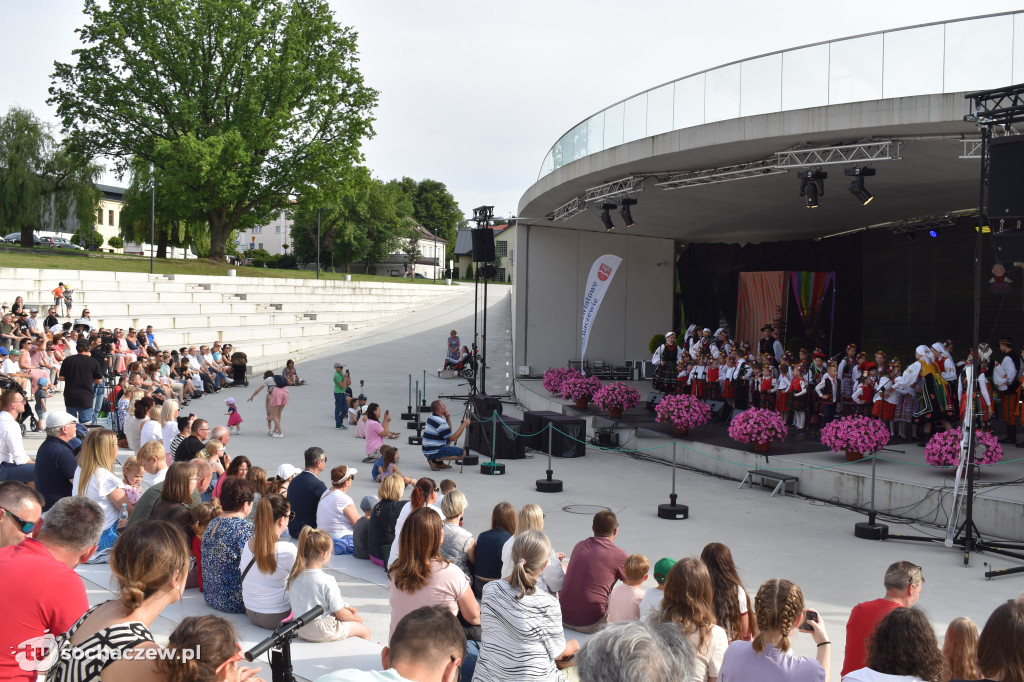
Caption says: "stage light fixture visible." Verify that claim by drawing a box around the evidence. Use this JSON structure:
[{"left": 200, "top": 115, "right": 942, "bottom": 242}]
[
  {"left": 845, "top": 167, "right": 876, "bottom": 205},
  {"left": 929, "top": 228, "right": 940, "bottom": 238},
  {"left": 798, "top": 170, "right": 827, "bottom": 208},
  {"left": 619, "top": 198, "right": 637, "bottom": 227},
  {"left": 600, "top": 204, "right": 617, "bottom": 231}
]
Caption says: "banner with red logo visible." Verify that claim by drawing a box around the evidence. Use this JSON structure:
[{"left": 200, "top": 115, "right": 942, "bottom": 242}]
[{"left": 581, "top": 254, "right": 623, "bottom": 362}]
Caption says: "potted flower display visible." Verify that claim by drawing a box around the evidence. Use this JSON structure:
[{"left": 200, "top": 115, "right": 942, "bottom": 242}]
[
  {"left": 820, "top": 416, "right": 891, "bottom": 461},
  {"left": 654, "top": 393, "right": 712, "bottom": 435},
  {"left": 560, "top": 372, "right": 603, "bottom": 410},
  {"left": 924, "top": 430, "right": 1003, "bottom": 468},
  {"left": 593, "top": 382, "right": 642, "bottom": 419},
  {"left": 728, "top": 408, "right": 788, "bottom": 453},
  {"left": 543, "top": 367, "right": 574, "bottom": 395}
]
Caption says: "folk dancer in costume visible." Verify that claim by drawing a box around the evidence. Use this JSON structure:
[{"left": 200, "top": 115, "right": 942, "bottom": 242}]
[
  {"left": 771, "top": 327, "right": 785, "bottom": 363},
  {"left": 757, "top": 325, "right": 775, "bottom": 359},
  {"left": 806, "top": 350, "right": 827, "bottom": 430},
  {"left": 993, "top": 338, "right": 1018, "bottom": 445},
  {"left": 676, "top": 358, "right": 691, "bottom": 394},
  {"left": 815, "top": 360, "right": 841, "bottom": 429},
  {"left": 958, "top": 350, "right": 993, "bottom": 433},
  {"left": 732, "top": 349, "right": 752, "bottom": 410},
  {"left": 651, "top": 331, "right": 680, "bottom": 394},
  {"left": 933, "top": 341, "right": 959, "bottom": 421},
  {"left": 758, "top": 365, "right": 775, "bottom": 411},
  {"left": 682, "top": 324, "right": 699, "bottom": 351},
  {"left": 714, "top": 328, "right": 733, "bottom": 358},
  {"left": 837, "top": 344, "right": 859, "bottom": 415},
  {"left": 690, "top": 328, "right": 718, "bottom": 361},
  {"left": 707, "top": 354, "right": 725, "bottom": 400},
  {"left": 689, "top": 354, "right": 709, "bottom": 400},
  {"left": 722, "top": 355, "right": 737, "bottom": 407},
  {"left": 851, "top": 373, "right": 875, "bottom": 417},
  {"left": 891, "top": 357, "right": 919, "bottom": 442},
  {"left": 775, "top": 361, "right": 792, "bottom": 423},
  {"left": 789, "top": 362, "right": 809, "bottom": 429},
  {"left": 873, "top": 363, "right": 899, "bottom": 435},
  {"left": 896, "top": 345, "right": 954, "bottom": 447}
]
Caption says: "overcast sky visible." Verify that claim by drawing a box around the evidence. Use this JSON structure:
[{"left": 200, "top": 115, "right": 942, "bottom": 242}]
[{"left": 2, "top": 1, "right": 1021, "bottom": 221}]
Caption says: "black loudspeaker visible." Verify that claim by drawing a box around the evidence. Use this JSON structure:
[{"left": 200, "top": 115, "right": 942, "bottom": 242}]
[
  {"left": 473, "top": 394, "right": 502, "bottom": 419},
  {"left": 988, "top": 135, "right": 1024, "bottom": 219},
  {"left": 994, "top": 230, "right": 1024, "bottom": 262},
  {"left": 471, "top": 229, "right": 495, "bottom": 262}
]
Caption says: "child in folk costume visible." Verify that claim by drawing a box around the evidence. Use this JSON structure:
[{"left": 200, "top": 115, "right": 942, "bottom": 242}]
[
  {"left": 837, "top": 344, "right": 859, "bottom": 414},
  {"left": 873, "top": 362, "right": 900, "bottom": 435},
  {"left": 676, "top": 357, "right": 691, "bottom": 394},
  {"left": 815, "top": 360, "right": 841, "bottom": 429},
  {"left": 807, "top": 350, "right": 827, "bottom": 429},
  {"left": 851, "top": 374, "right": 875, "bottom": 417},
  {"left": 722, "top": 355, "right": 737, "bottom": 407},
  {"left": 958, "top": 350, "right": 993, "bottom": 432},
  {"left": 651, "top": 331, "right": 680, "bottom": 394},
  {"left": 789, "top": 362, "right": 809, "bottom": 430},
  {"left": 748, "top": 362, "right": 763, "bottom": 408},
  {"left": 758, "top": 364, "right": 776, "bottom": 411},
  {"left": 707, "top": 354, "right": 725, "bottom": 400},
  {"left": 690, "top": 328, "right": 718, "bottom": 361},
  {"left": 891, "top": 358, "right": 918, "bottom": 441},
  {"left": 775, "top": 362, "right": 792, "bottom": 423},
  {"left": 933, "top": 341, "right": 959, "bottom": 420},
  {"left": 732, "top": 350, "right": 752, "bottom": 410},
  {"left": 993, "top": 338, "right": 1018, "bottom": 444},
  {"left": 689, "top": 354, "right": 709, "bottom": 400}
]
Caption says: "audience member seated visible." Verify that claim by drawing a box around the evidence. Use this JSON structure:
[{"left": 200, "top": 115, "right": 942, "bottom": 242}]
[
  {"left": 718, "top": 578, "right": 829, "bottom": 682},
  {"left": 287, "top": 446, "right": 328, "bottom": 538},
  {"left": 241, "top": 493, "right": 295, "bottom": 630},
  {"left": 352, "top": 494, "right": 376, "bottom": 561},
  {"left": 559, "top": 510, "right": 627, "bottom": 633},
  {"left": 174, "top": 417, "right": 209, "bottom": 462},
  {"left": 372, "top": 444, "right": 412, "bottom": 485},
  {"left": 387, "top": 508, "right": 480, "bottom": 676},
  {"left": 473, "top": 501, "right": 515, "bottom": 598},
  {"left": 286, "top": 527, "right": 371, "bottom": 641},
  {"left": 841, "top": 561, "right": 925, "bottom": 677},
  {"left": 0, "top": 482, "right": 43, "bottom": 550},
  {"left": 844, "top": 607, "right": 945, "bottom": 682},
  {"left": 576, "top": 618, "right": 696, "bottom": 682},
  {"left": 73, "top": 428, "right": 132, "bottom": 557},
  {"left": 0, "top": 496, "right": 104, "bottom": 682},
  {"left": 0, "top": 388, "right": 34, "bottom": 483},
  {"left": 202, "top": 477, "right": 256, "bottom": 613},
  {"left": 607, "top": 554, "right": 648, "bottom": 623},
  {"left": 439, "top": 490, "right": 475, "bottom": 580},
  {"left": 639, "top": 557, "right": 675, "bottom": 619},
  {"left": 32, "top": 411, "right": 79, "bottom": 511},
  {"left": 129, "top": 459, "right": 210, "bottom": 527},
  {"left": 189, "top": 500, "right": 221, "bottom": 591},
  {"left": 151, "top": 461, "right": 200, "bottom": 543},
  {"left": 659, "top": 558, "right": 728, "bottom": 681},
  {"left": 212, "top": 455, "right": 250, "bottom": 500},
  {"left": 368, "top": 473, "right": 407, "bottom": 568},
  {"left": 389, "top": 477, "right": 443, "bottom": 567},
  {"left": 315, "top": 605, "right": 467, "bottom": 682},
  {"left": 317, "top": 465, "right": 360, "bottom": 554},
  {"left": 244, "top": 466, "right": 267, "bottom": 521},
  {"left": 941, "top": 617, "right": 980, "bottom": 682},
  {"left": 138, "top": 440, "right": 168, "bottom": 491},
  {"left": 966, "top": 599, "right": 1024, "bottom": 682},
  {"left": 701, "top": 542, "right": 756, "bottom": 642},
  {"left": 474, "top": 530, "right": 578, "bottom": 682},
  {"left": 500, "top": 503, "right": 565, "bottom": 595},
  {"left": 157, "top": 614, "right": 261, "bottom": 682},
  {"left": 45, "top": 521, "right": 190, "bottom": 680}
]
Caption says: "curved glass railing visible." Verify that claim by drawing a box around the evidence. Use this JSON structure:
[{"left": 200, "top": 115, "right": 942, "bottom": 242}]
[{"left": 538, "top": 11, "right": 1024, "bottom": 179}]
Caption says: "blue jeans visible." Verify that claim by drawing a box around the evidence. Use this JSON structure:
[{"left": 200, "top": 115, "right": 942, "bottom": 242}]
[
  {"left": 426, "top": 445, "right": 464, "bottom": 461},
  {"left": 0, "top": 461, "right": 35, "bottom": 483},
  {"left": 92, "top": 385, "right": 105, "bottom": 422},
  {"left": 821, "top": 403, "right": 837, "bottom": 429},
  {"left": 66, "top": 405, "right": 94, "bottom": 424},
  {"left": 334, "top": 393, "right": 348, "bottom": 428}
]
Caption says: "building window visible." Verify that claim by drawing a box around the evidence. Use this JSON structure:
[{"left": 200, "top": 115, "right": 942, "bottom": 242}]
[
  {"left": 108, "top": 210, "right": 115, "bottom": 226},
  {"left": 497, "top": 267, "right": 506, "bottom": 282},
  {"left": 97, "top": 209, "right": 102, "bottom": 225},
  {"left": 258, "top": 242, "right": 264, "bottom": 250},
  {"left": 275, "top": 225, "right": 281, "bottom": 233},
  {"left": 495, "top": 241, "right": 508, "bottom": 257}
]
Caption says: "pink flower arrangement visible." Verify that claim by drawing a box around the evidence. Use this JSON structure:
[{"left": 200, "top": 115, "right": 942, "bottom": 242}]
[
  {"left": 655, "top": 394, "right": 712, "bottom": 430},
  {"left": 728, "top": 408, "right": 788, "bottom": 445},
  {"left": 543, "top": 367, "right": 574, "bottom": 394},
  {"left": 820, "top": 416, "right": 891, "bottom": 455},
  {"left": 924, "top": 430, "right": 1003, "bottom": 467},
  {"left": 560, "top": 373, "right": 603, "bottom": 402},
  {"left": 593, "top": 382, "right": 642, "bottom": 411}
]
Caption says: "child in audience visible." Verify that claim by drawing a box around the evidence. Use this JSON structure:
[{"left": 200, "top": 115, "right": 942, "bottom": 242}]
[
  {"left": 439, "top": 479, "right": 456, "bottom": 505},
  {"left": 372, "top": 445, "right": 413, "bottom": 485},
  {"left": 286, "top": 527, "right": 371, "bottom": 642},
  {"left": 607, "top": 554, "right": 649, "bottom": 623},
  {"left": 121, "top": 456, "right": 144, "bottom": 505},
  {"left": 225, "top": 397, "right": 243, "bottom": 434},
  {"left": 941, "top": 616, "right": 980, "bottom": 681},
  {"left": 190, "top": 501, "right": 222, "bottom": 591},
  {"left": 352, "top": 495, "right": 377, "bottom": 560},
  {"left": 639, "top": 557, "right": 675, "bottom": 619},
  {"left": 33, "top": 377, "right": 48, "bottom": 430},
  {"left": 157, "top": 614, "right": 260, "bottom": 682}
]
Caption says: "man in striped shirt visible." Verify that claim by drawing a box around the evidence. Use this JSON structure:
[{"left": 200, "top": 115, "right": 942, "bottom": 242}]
[{"left": 422, "top": 400, "right": 471, "bottom": 471}]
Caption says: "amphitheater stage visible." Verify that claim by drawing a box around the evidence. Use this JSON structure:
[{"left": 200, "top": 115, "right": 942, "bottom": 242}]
[{"left": 513, "top": 379, "right": 1024, "bottom": 544}]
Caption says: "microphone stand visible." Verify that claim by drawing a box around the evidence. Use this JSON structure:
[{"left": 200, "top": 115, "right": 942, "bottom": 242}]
[{"left": 245, "top": 606, "right": 324, "bottom": 682}]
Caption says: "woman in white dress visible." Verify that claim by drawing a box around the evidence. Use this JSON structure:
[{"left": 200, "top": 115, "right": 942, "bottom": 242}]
[{"left": 316, "top": 465, "right": 360, "bottom": 554}]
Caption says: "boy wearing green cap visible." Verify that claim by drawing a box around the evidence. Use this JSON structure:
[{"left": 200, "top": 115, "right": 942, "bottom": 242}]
[{"left": 639, "top": 557, "right": 676, "bottom": 619}]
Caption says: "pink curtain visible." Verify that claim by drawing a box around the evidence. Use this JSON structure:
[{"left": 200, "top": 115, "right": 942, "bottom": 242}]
[{"left": 736, "top": 271, "right": 786, "bottom": 349}]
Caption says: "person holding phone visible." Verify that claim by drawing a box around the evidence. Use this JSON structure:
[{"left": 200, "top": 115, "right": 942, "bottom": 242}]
[
  {"left": 422, "top": 400, "right": 471, "bottom": 471},
  {"left": 362, "top": 403, "right": 391, "bottom": 464}
]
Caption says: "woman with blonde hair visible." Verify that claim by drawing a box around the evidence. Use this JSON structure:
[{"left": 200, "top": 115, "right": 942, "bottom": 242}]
[
  {"left": 474, "top": 530, "right": 578, "bottom": 682},
  {"left": 160, "top": 398, "right": 180, "bottom": 455},
  {"left": 499, "top": 503, "right": 565, "bottom": 594},
  {"left": 659, "top": 558, "right": 728, "bottom": 681},
  {"left": 73, "top": 427, "right": 131, "bottom": 555},
  {"left": 368, "top": 473, "right": 408, "bottom": 567},
  {"left": 46, "top": 521, "right": 191, "bottom": 679},
  {"left": 241, "top": 494, "right": 296, "bottom": 629},
  {"left": 122, "top": 389, "right": 147, "bottom": 453},
  {"left": 718, "top": 578, "right": 830, "bottom": 682},
  {"left": 440, "top": 490, "right": 476, "bottom": 579},
  {"left": 942, "top": 616, "right": 980, "bottom": 681},
  {"left": 245, "top": 466, "right": 268, "bottom": 520},
  {"left": 139, "top": 404, "right": 164, "bottom": 451}
]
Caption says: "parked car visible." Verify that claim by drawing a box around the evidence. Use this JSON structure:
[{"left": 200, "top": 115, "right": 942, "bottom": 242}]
[
  {"left": 52, "top": 237, "right": 84, "bottom": 250},
  {"left": 2, "top": 233, "right": 42, "bottom": 245}
]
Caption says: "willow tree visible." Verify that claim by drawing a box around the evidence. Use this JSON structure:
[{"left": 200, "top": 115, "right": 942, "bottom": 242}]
[
  {"left": 50, "top": 0, "right": 378, "bottom": 262},
  {"left": 0, "top": 107, "right": 101, "bottom": 247}
]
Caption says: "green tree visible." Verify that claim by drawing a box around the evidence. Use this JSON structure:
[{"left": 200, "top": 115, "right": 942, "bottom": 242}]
[
  {"left": 393, "top": 177, "right": 463, "bottom": 257},
  {"left": 119, "top": 159, "right": 206, "bottom": 258},
  {"left": 71, "top": 226, "right": 104, "bottom": 250},
  {"left": 0, "top": 107, "right": 101, "bottom": 247},
  {"left": 50, "top": 0, "right": 378, "bottom": 262}
]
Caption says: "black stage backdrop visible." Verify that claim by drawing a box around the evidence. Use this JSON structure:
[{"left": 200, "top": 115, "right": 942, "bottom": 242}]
[{"left": 678, "top": 222, "right": 1020, "bottom": 364}]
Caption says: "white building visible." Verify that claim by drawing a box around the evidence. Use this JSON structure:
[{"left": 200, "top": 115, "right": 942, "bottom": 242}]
[{"left": 237, "top": 209, "right": 293, "bottom": 255}]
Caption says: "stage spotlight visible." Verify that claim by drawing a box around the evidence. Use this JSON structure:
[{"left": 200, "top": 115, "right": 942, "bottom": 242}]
[
  {"left": 929, "top": 228, "right": 940, "bottom": 238},
  {"left": 844, "top": 167, "right": 876, "bottom": 205},
  {"left": 798, "top": 170, "right": 827, "bottom": 208},
  {"left": 619, "top": 198, "right": 636, "bottom": 228},
  {"left": 600, "top": 204, "right": 617, "bottom": 231}
]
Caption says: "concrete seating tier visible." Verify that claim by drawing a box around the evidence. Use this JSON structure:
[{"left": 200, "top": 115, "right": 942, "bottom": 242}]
[{"left": 0, "top": 267, "right": 462, "bottom": 376}]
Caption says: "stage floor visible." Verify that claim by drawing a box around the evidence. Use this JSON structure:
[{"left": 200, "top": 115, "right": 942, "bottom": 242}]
[{"left": 514, "top": 379, "right": 1024, "bottom": 542}]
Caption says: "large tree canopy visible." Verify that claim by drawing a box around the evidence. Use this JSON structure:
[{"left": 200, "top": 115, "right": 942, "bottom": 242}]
[
  {"left": 119, "top": 159, "right": 209, "bottom": 259},
  {"left": 394, "top": 177, "right": 463, "bottom": 252},
  {"left": 0, "top": 107, "right": 101, "bottom": 247},
  {"left": 50, "top": 0, "right": 378, "bottom": 261}
]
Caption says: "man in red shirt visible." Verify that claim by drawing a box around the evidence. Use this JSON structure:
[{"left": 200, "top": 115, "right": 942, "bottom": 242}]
[
  {"left": 559, "top": 510, "right": 628, "bottom": 633},
  {"left": 0, "top": 496, "right": 105, "bottom": 681},
  {"left": 841, "top": 560, "right": 925, "bottom": 677}
]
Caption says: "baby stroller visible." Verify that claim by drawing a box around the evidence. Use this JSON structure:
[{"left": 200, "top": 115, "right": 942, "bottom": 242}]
[
  {"left": 452, "top": 350, "right": 478, "bottom": 379},
  {"left": 0, "top": 377, "right": 38, "bottom": 436},
  {"left": 230, "top": 351, "right": 249, "bottom": 387}
]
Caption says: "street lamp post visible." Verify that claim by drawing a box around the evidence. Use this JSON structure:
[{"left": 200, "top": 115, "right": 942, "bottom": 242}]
[
  {"left": 433, "top": 227, "right": 438, "bottom": 282},
  {"left": 316, "top": 209, "right": 321, "bottom": 280},
  {"left": 150, "top": 166, "right": 155, "bottom": 272}
]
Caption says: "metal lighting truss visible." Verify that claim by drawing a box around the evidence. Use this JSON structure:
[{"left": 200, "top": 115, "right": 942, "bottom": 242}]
[
  {"left": 655, "top": 159, "right": 786, "bottom": 190},
  {"left": 548, "top": 196, "right": 588, "bottom": 221},
  {"left": 774, "top": 141, "right": 902, "bottom": 168},
  {"left": 960, "top": 126, "right": 1020, "bottom": 158},
  {"left": 582, "top": 176, "right": 646, "bottom": 203}
]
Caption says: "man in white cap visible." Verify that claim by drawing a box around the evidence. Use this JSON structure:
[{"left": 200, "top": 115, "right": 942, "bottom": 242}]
[{"left": 32, "top": 411, "right": 79, "bottom": 511}]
